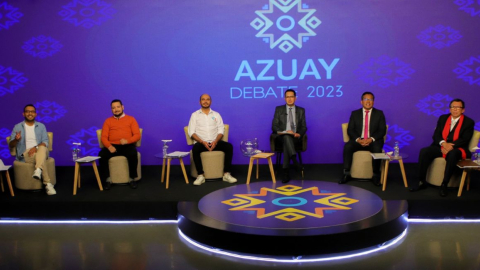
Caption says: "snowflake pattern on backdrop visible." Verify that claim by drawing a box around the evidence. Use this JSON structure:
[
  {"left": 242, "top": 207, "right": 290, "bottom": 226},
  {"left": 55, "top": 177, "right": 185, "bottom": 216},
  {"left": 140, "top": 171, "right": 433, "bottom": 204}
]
[
  {"left": 0, "top": 65, "right": 28, "bottom": 96},
  {"left": 58, "top": 0, "right": 116, "bottom": 29},
  {"left": 454, "top": 0, "right": 480, "bottom": 17},
  {"left": 251, "top": 0, "right": 321, "bottom": 53},
  {"left": 416, "top": 93, "right": 453, "bottom": 117},
  {"left": 355, "top": 55, "right": 415, "bottom": 88},
  {"left": 384, "top": 124, "right": 414, "bottom": 153},
  {"left": 0, "top": 128, "right": 12, "bottom": 159},
  {"left": 66, "top": 126, "right": 102, "bottom": 156},
  {"left": 417, "top": 25, "right": 462, "bottom": 49},
  {"left": 34, "top": 101, "right": 67, "bottom": 123},
  {"left": 22, "top": 36, "right": 63, "bottom": 58},
  {"left": 0, "top": 2, "right": 23, "bottom": 30},
  {"left": 453, "top": 55, "right": 480, "bottom": 86}
]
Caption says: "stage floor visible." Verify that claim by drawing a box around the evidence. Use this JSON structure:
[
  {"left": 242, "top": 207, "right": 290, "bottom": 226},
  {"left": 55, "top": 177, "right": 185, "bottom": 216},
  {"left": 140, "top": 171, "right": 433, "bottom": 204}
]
[{"left": 1, "top": 164, "right": 480, "bottom": 220}]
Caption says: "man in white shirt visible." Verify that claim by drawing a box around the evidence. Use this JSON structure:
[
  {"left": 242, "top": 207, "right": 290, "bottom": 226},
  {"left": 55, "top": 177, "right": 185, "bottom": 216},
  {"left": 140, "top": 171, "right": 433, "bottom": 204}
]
[
  {"left": 9, "top": 104, "right": 56, "bottom": 195},
  {"left": 187, "top": 94, "right": 237, "bottom": 185}
]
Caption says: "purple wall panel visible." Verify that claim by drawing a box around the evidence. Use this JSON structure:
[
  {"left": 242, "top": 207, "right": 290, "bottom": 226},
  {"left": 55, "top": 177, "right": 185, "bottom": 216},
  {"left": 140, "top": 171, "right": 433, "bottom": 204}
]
[{"left": 0, "top": 0, "right": 479, "bottom": 166}]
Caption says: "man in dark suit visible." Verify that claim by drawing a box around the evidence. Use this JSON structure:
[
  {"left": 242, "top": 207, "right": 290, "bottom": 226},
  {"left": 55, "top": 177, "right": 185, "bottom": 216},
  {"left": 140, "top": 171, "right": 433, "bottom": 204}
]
[
  {"left": 342, "top": 92, "right": 386, "bottom": 185},
  {"left": 410, "top": 98, "right": 474, "bottom": 197},
  {"left": 271, "top": 89, "right": 307, "bottom": 183}
]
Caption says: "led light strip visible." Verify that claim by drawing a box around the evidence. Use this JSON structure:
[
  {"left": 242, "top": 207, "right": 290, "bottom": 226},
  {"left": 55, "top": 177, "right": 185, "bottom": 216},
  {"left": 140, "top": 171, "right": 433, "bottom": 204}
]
[{"left": 178, "top": 229, "right": 407, "bottom": 263}]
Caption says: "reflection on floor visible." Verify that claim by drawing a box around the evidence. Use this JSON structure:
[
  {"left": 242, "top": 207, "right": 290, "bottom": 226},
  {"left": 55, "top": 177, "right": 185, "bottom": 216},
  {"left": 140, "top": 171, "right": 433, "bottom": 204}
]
[{"left": 0, "top": 221, "right": 479, "bottom": 269}]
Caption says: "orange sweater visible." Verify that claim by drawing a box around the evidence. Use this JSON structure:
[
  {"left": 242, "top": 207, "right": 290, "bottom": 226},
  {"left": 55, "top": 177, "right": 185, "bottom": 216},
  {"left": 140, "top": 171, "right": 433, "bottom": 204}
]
[{"left": 101, "top": 115, "right": 140, "bottom": 148}]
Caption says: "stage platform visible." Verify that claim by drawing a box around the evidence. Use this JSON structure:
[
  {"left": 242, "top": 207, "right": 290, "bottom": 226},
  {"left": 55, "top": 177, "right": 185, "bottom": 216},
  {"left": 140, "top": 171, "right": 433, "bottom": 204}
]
[{"left": 1, "top": 164, "right": 480, "bottom": 220}]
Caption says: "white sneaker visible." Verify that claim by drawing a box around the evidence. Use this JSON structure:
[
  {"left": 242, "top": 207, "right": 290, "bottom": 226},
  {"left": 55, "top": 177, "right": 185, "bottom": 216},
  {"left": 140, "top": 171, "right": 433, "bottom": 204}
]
[
  {"left": 223, "top": 173, "right": 237, "bottom": 184},
  {"left": 32, "top": 168, "right": 42, "bottom": 180},
  {"left": 193, "top": 175, "right": 205, "bottom": 186},
  {"left": 45, "top": 183, "right": 56, "bottom": 195}
]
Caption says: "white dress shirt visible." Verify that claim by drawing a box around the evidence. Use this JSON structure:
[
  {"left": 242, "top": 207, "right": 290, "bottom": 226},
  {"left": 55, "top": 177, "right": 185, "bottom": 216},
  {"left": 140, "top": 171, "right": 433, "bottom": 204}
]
[{"left": 188, "top": 108, "right": 224, "bottom": 143}]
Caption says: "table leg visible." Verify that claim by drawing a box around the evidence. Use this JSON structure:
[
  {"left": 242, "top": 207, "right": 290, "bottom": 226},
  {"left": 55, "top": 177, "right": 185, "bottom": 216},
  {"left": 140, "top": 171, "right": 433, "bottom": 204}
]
[
  {"left": 267, "top": 157, "right": 276, "bottom": 183},
  {"left": 382, "top": 160, "right": 390, "bottom": 191},
  {"left": 73, "top": 163, "right": 79, "bottom": 195},
  {"left": 467, "top": 170, "right": 471, "bottom": 191},
  {"left": 246, "top": 157, "right": 254, "bottom": 184},
  {"left": 0, "top": 173, "right": 4, "bottom": 192},
  {"left": 458, "top": 169, "right": 468, "bottom": 197},
  {"left": 256, "top": 159, "right": 259, "bottom": 179},
  {"left": 166, "top": 158, "right": 171, "bottom": 189},
  {"left": 5, "top": 171, "right": 14, "bottom": 197},
  {"left": 161, "top": 158, "right": 166, "bottom": 183},
  {"left": 398, "top": 158, "right": 408, "bottom": 188},
  {"left": 179, "top": 158, "right": 189, "bottom": 184},
  {"left": 78, "top": 168, "right": 81, "bottom": 188},
  {"left": 92, "top": 161, "right": 103, "bottom": 191}
]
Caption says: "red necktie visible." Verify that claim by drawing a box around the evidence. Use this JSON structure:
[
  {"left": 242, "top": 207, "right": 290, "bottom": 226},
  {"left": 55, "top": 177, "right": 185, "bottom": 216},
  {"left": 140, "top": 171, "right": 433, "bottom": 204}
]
[{"left": 364, "top": 110, "right": 369, "bottom": 139}]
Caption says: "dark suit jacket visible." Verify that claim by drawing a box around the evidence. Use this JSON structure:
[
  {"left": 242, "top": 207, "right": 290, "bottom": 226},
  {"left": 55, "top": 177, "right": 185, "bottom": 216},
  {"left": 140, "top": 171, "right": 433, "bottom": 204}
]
[
  {"left": 271, "top": 105, "right": 307, "bottom": 136},
  {"left": 347, "top": 108, "right": 386, "bottom": 143},
  {"left": 431, "top": 114, "right": 474, "bottom": 150}
]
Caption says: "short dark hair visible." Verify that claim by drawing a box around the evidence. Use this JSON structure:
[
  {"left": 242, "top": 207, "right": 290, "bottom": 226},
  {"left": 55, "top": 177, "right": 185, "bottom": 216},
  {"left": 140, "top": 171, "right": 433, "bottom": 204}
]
[
  {"left": 450, "top": 98, "right": 465, "bottom": 108},
  {"left": 361, "top": 92, "right": 375, "bottom": 101},
  {"left": 111, "top": 99, "right": 123, "bottom": 106},
  {"left": 24, "top": 104, "right": 36, "bottom": 112},
  {"left": 285, "top": 89, "right": 296, "bottom": 97}
]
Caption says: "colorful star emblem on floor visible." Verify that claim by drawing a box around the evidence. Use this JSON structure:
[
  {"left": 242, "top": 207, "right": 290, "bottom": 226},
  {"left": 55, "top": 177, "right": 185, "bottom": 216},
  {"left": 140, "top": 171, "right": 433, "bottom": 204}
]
[{"left": 221, "top": 184, "right": 359, "bottom": 221}]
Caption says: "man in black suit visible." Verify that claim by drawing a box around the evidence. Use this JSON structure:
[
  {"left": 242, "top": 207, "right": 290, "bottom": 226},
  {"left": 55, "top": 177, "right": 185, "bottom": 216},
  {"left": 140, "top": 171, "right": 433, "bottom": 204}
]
[
  {"left": 342, "top": 92, "right": 386, "bottom": 185},
  {"left": 271, "top": 89, "right": 307, "bottom": 183},
  {"left": 410, "top": 98, "right": 474, "bottom": 197}
]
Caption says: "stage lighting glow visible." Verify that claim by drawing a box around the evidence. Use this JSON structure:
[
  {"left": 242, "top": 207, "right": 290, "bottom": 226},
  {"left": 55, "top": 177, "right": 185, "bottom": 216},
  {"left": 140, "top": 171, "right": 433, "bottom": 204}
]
[
  {"left": 178, "top": 228, "right": 407, "bottom": 263},
  {"left": 0, "top": 219, "right": 178, "bottom": 224}
]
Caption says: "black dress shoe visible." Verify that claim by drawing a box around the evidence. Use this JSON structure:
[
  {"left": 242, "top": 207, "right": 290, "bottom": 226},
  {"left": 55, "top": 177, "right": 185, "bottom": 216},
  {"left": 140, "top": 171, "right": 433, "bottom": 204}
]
[
  {"left": 439, "top": 184, "right": 448, "bottom": 197},
  {"left": 104, "top": 181, "right": 111, "bottom": 190},
  {"left": 339, "top": 173, "right": 349, "bottom": 184},
  {"left": 282, "top": 170, "right": 290, "bottom": 183},
  {"left": 129, "top": 180, "right": 138, "bottom": 189},
  {"left": 409, "top": 182, "right": 427, "bottom": 192}
]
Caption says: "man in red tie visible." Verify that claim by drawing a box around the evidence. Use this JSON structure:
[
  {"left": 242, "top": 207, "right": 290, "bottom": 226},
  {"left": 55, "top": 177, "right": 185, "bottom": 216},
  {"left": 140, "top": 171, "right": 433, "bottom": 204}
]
[
  {"left": 410, "top": 98, "right": 475, "bottom": 197},
  {"left": 341, "top": 92, "right": 386, "bottom": 185}
]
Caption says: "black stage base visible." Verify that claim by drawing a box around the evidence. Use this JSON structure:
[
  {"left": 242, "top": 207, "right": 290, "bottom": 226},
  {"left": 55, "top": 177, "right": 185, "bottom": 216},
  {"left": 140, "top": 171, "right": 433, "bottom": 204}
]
[
  {"left": 0, "top": 164, "right": 479, "bottom": 220},
  {"left": 177, "top": 180, "right": 408, "bottom": 255}
]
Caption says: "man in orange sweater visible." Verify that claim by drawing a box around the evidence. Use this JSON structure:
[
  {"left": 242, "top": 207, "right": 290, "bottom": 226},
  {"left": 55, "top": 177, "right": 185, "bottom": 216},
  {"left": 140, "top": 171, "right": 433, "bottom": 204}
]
[{"left": 99, "top": 99, "right": 141, "bottom": 190}]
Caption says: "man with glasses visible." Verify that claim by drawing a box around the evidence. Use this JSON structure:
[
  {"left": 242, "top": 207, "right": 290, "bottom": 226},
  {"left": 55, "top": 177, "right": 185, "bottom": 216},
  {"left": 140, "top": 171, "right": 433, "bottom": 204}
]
[
  {"left": 341, "top": 92, "right": 386, "bottom": 186},
  {"left": 9, "top": 104, "right": 56, "bottom": 195},
  {"left": 410, "top": 98, "right": 474, "bottom": 197},
  {"left": 271, "top": 89, "right": 307, "bottom": 183}
]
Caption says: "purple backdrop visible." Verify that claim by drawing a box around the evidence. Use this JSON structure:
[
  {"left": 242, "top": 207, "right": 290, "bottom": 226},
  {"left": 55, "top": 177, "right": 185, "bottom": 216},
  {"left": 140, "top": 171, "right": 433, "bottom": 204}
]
[{"left": 1, "top": 0, "right": 479, "bottom": 166}]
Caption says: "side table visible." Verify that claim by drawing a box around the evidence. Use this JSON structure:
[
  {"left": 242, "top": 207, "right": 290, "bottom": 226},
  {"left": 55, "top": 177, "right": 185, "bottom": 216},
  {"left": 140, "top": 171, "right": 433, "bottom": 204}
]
[
  {"left": 73, "top": 156, "right": 103, "bottom": 195},
  {"left": 457, "top": 160, "right": 480, "bottom": 197},
  {"left": 382, "top": 154, "right": 409, "bottom": 191},
  {"left": 246, "top": 152, "right": 276, "bottom": 184},
  {"left": 156, "top": 152, "right": 189, "bottom": 189},
  {"left": 0, "top": 160, "right": 14, "bottom": 196}
]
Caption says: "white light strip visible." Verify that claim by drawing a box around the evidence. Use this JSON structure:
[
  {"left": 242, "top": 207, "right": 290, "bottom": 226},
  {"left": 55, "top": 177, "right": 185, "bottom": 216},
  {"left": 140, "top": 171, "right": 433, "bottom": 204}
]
[
  {"left": 408, "top": 218, "right": 480, "bottom": 223},
  {"left": 0, "top": 219, "right": 178, "bottom": 224},
  {"left": 178, "top": 229, "right": 407, "bottom": 263}
]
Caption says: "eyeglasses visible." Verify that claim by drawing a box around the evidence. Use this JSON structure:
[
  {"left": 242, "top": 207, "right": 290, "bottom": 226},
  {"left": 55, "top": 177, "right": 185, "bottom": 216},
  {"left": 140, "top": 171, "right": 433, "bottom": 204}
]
[
  {"left": 450, "top": 106, "right": 464, "bottom": 109},
  {"left": 24, "top": 110, "right": 36, "bottom": 113},
  {"left": 362, "top": 98, "right": 373, "bottom": 101},
  {"left": 285, "top": 96, "right": 296, "bottom": 99}
]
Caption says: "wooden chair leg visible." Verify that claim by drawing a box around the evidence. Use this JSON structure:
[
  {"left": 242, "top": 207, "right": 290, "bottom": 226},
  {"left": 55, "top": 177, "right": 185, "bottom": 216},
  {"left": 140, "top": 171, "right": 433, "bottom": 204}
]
[{"left": 5, "top": 171, "right": 14, "bottom": 197}]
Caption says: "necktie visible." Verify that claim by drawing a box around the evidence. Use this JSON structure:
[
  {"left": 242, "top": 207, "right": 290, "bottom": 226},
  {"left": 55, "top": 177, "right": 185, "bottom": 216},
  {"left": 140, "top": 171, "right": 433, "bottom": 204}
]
[
  {"left": 364, "top": 110, "right": 369, "bottom": 139},
  {"left": 289, "top": 108, "right": 295, "bottom": 133}
]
